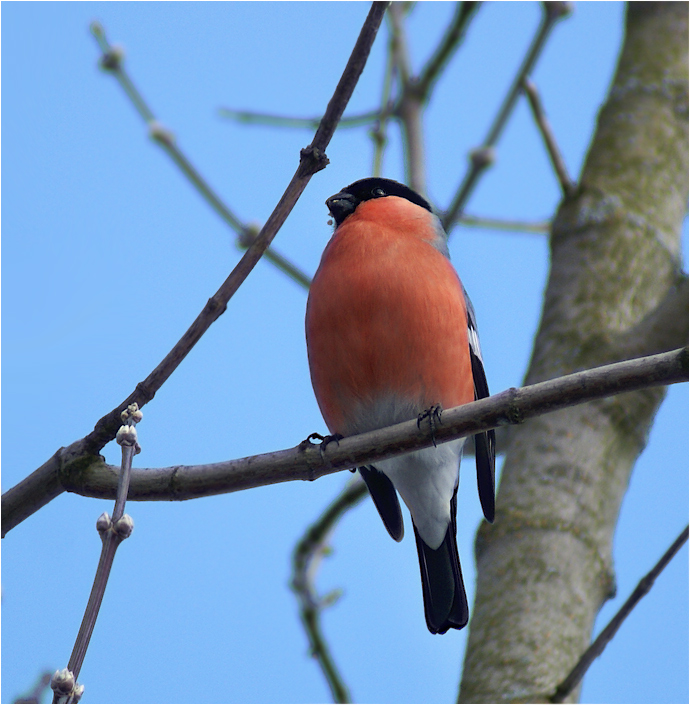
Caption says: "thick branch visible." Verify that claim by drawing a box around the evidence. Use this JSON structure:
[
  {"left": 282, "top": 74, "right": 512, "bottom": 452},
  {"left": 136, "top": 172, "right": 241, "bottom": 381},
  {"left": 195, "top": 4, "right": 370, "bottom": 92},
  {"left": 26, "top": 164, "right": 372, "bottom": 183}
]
[
  {"left": 3, "top": 348, "right": 684, "bottom": 536},
  {"left": 460, "top": 4, "right": 689, "bottom": 701}
]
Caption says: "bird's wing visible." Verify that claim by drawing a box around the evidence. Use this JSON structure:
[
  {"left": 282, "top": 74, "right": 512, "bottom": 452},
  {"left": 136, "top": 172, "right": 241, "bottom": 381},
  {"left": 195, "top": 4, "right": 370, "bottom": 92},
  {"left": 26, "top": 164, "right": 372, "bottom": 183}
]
[
  {"left": 359, "top": 465, "right": 404, "bottom": 541},
  {"left": 464, "top": 288, "right": 496, "bottom": 523}
]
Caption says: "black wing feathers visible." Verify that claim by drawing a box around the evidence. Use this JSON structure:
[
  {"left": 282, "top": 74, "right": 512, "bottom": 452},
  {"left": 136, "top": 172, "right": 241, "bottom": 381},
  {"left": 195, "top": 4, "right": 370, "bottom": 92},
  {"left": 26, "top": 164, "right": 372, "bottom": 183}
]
[
  {"left": 359, "top": 466, "right": 404, "bottom": 541},
  {"left": 465, "top": 288, "right": 496, "bottom": 524}
]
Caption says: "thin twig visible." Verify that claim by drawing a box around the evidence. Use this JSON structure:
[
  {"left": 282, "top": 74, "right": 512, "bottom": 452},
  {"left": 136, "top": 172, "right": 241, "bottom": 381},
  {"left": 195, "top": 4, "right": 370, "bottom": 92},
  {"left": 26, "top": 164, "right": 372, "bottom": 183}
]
[
  {"left": 415, "top": 1, "right": 480, "bottom": 103},
  {"left": 522, "top": 78, "right": 577, "bottom": 198},
  {"left": 217, "top": 107, "right": 384, "bottom": 130},
  {"left": 79, "top": 3, "right": 389, "bottom": 457},
  {"left": 53, "top": 406, "right": 142, "bottom": 703},
  {"left": 550, "top": 525, "right": 690, "bottom": 703},
  {"left": 388, "top": 3, "right": 426, "bottom": 193},
  {"left": 237, "top": 225, "right": 311, "bottom": 289},
  {"left": 459, "top": 213, "right": 551, "bottom": 234},
  {"left": 14, "top": 671, "right": 53, "bottom": 704},
  {"left": 370, "top": 42, "right": 397, "bottom": 176},
  {"left": 291, "top": 478, "right": 369, "bottom": 703},
  {"left": 442, "top": 1, "right": 572, "bottom": 230},
  {"left": 91, "top": 22, "right": 243, "bottom": 234},
  {"left": 90, "top": 23, "right": 311, "bottom": 291}
]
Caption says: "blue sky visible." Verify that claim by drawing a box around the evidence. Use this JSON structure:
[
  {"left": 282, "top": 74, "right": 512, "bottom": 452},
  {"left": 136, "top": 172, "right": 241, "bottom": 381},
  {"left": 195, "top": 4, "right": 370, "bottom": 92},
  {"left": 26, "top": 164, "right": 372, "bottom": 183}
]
[{"left": 2, "top": 3, "right": 687, "bottom": 704}]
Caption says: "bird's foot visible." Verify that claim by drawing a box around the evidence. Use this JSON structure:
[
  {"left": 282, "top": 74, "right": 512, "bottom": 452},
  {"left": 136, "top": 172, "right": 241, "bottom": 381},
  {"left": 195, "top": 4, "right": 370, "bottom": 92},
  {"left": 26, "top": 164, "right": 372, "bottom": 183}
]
[
  {"left": 299, "top": 432, "right": 344, "bottom": 464},
  {"left": 417, "top": 404, "right": 443, "bottom": 448}
]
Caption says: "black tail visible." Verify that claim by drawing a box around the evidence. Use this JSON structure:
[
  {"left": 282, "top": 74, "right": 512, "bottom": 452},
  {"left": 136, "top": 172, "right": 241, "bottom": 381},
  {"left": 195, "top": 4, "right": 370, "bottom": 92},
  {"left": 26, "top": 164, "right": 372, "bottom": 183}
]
[{"left": 413, "top": 489, "right": 468, "bottom": 633}]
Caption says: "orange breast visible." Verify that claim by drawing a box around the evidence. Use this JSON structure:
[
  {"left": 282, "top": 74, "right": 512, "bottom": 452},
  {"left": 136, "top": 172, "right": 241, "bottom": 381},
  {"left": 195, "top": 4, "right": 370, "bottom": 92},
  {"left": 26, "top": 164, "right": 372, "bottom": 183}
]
[{"left": 306, "top": 199, "right": 474, "bottom": 434}]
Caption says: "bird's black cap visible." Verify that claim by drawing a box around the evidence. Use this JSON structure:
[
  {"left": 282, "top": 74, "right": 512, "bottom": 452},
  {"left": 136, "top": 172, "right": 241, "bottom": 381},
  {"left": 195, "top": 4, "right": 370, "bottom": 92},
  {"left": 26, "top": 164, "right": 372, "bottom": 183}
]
[{"left": 326, "top": 177, "right": 432, "bottom": 226}]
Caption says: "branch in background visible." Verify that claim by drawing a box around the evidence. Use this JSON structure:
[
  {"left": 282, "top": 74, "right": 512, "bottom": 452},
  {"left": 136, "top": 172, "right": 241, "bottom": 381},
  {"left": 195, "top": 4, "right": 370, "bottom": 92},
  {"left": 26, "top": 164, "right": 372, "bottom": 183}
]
[
  {"left": 291, "top": 478, "right": 368, "bottom": 703},
  {"left": 370, "top": 34, "right": 397, "bottom": 176},
  {"left": 442, "top": 1, "right": 573, "bottom": 231},
  {"left": 550, "top": 525, "right": 689, "bottom": 703},
  {"left": 522, "top": 78, "right": 577, "bottom": 198},
  {"left": 459, "top": 213, "right": 551, "bottom": 234},
  {"left": 237, "top": 225, "right": 312, "bottom": 290},
  {"left": 14, "top": 671, "right": 53, "bottom": 704},
  {"left": 92, "top": 22, "right": 240, "bottom": 234},
  {"left": 79, "top": 3, "right": 389, "bottom": 455},
  {"left": 387, "top": 3, "right": 427, "bottom": 193},
  {"left": 415, "top": 1, "right": 480, "bottom": 103},
  {"left": 3, "top": 347, "right": 685, "bottom": 536},
  {"left": 90, "top": 23, "right": 311, "bottom": 291},
  {"left": 218, "top": 107, "right": 385, "bottom": 130}
]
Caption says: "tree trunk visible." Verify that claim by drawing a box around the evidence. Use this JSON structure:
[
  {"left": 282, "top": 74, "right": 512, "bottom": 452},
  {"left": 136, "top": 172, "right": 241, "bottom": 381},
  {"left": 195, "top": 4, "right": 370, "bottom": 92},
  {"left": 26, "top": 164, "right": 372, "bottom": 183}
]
[{"left": 459, "top": 3, "right": 688, "bottom": 702}]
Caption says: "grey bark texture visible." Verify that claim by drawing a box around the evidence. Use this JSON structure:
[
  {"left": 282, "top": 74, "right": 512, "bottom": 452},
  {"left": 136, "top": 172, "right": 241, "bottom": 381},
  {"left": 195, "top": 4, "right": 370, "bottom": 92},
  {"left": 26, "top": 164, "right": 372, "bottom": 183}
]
[{"left": 459, "top": 3, "right": 688, "bottom": 702}]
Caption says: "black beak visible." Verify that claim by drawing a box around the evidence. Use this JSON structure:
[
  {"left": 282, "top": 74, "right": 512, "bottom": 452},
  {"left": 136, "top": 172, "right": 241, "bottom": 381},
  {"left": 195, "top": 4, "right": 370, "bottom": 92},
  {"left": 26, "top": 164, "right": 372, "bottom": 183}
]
[{"left": 326, "top": 191, "right": 357, "bottom": 226}]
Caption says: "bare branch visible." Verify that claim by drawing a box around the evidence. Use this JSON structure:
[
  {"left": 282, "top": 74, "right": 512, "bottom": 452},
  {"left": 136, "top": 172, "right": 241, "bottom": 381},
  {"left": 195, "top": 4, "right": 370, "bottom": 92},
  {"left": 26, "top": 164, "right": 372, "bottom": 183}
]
[
  {"left": 550, "top": 525, "right": 689, "bottom": 703},
  {"left": 459, "top": 213, "right": 551, "bottom": 234},
  {"left": 3, "top": 348, "right": 682, "bottom": 536},
  {"left": 370, "top": 38, "right": 397, "bottom": 176},
  {"left": 388, "top": 3, "right": 427, "bottom": 193},
  {"left": 442, "top": 1, "right": 572, "bottom": 230},
  {"left": 415, "top": 1, "right": 480, "bottom": 103},
  {"left": 53, "top": 406, "right": 142, "bottom": 702},
  {"left": 14, "top": 671, "right": 53, "bottom": 704},
  {"left": 237, "top": 225, "right": 312, "bottom": 290},
  {"left": 522, "top": 78, "right": 577, "bottom": 198},
  {"left": 217, "top": 107, "right": 383, "bottom": 130},
  {"left": 91, "top": 24, "right": 312, "bottom": 294},
  {"left": 291, "top": 478, "right": 368, "bottom": 703},
  {"left": 91, "top": 22, "right": 244, "bottom": 235}
]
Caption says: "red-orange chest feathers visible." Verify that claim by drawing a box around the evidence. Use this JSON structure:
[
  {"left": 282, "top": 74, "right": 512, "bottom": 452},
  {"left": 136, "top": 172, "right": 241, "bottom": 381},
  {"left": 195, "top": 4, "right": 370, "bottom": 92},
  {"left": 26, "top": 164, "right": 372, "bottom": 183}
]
[{"left": 306, "top": 201, "right": 474, "bottom": 434}]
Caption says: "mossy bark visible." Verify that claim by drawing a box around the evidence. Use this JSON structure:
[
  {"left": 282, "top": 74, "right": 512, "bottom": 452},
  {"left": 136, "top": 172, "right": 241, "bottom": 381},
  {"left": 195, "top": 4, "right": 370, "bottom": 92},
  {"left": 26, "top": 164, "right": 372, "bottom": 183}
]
[{"left": 459, "top": 3, "right": 688, "bottom": 702}]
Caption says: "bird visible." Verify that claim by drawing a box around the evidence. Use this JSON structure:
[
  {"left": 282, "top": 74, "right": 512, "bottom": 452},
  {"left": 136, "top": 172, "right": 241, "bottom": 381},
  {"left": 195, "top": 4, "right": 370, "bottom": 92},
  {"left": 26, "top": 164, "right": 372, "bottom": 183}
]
[{"left": 305, "top": 177, "right": 495, "bottom": 634}]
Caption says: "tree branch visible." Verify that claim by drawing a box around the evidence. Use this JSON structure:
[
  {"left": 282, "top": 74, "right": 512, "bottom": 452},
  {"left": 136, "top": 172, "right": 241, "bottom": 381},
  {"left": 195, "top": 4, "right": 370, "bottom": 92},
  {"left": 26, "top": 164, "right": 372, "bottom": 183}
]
[
  {"left": 415, "top": 1, "right": 480, "bottom": 103},
  {"left": 3, "top": 348, "right": 684, "bottom": 536},
  {"left": 522, "top": 77, "right": 577, "bottom": 198},
  {"left": 91, "top": 22, "right": 309, "bottom": 289},
  {"left": 217, "top": 107, "right": 384, "bottom": 130},
  {"left": 387, "top": 3, "right": 427, "bottom": 193},
  {"left": 236, "top": 224, "right": 312, "bottom": 290},
  {"left": 458, "top": 213, "right": 551, "bottom": 234},
  {"left": 550, "top": 525, "right": 689, "bottom": 703},
  {"left": 442, "top": 1, "right": 572, "bottom": 230},
  {"left": 291, "top": 478, "right": 368, "bottom": 703}
]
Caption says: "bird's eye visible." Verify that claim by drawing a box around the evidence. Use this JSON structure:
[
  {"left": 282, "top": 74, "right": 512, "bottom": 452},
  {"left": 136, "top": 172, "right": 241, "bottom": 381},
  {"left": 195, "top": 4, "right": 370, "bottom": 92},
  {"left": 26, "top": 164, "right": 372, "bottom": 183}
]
[{"left": 373, "top": 188, "right": 386, "bottom": 197}]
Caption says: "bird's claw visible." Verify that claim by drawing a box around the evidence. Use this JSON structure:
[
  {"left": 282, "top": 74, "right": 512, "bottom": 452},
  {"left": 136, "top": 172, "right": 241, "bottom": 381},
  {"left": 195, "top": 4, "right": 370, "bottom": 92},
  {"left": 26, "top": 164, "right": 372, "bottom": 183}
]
[
  {"left": 299, "top": 432, "right": 344, "bottom": 460},
  {"left": 417, "top": 404, "right": 443, "bottom": 447}
]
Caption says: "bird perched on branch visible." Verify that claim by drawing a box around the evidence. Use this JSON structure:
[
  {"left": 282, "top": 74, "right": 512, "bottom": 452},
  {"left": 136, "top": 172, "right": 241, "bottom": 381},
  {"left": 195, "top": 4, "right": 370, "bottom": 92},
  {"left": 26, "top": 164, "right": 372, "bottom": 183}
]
[{"left": 305, "top": 177, "right": 495, "bottom": 634}]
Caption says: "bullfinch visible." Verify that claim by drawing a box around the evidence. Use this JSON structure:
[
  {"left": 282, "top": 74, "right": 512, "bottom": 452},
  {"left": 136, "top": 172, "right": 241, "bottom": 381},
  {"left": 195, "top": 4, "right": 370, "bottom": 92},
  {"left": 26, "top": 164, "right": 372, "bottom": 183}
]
[{"left": 305, "top": 177, "right": 495, "bottom": 634}]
